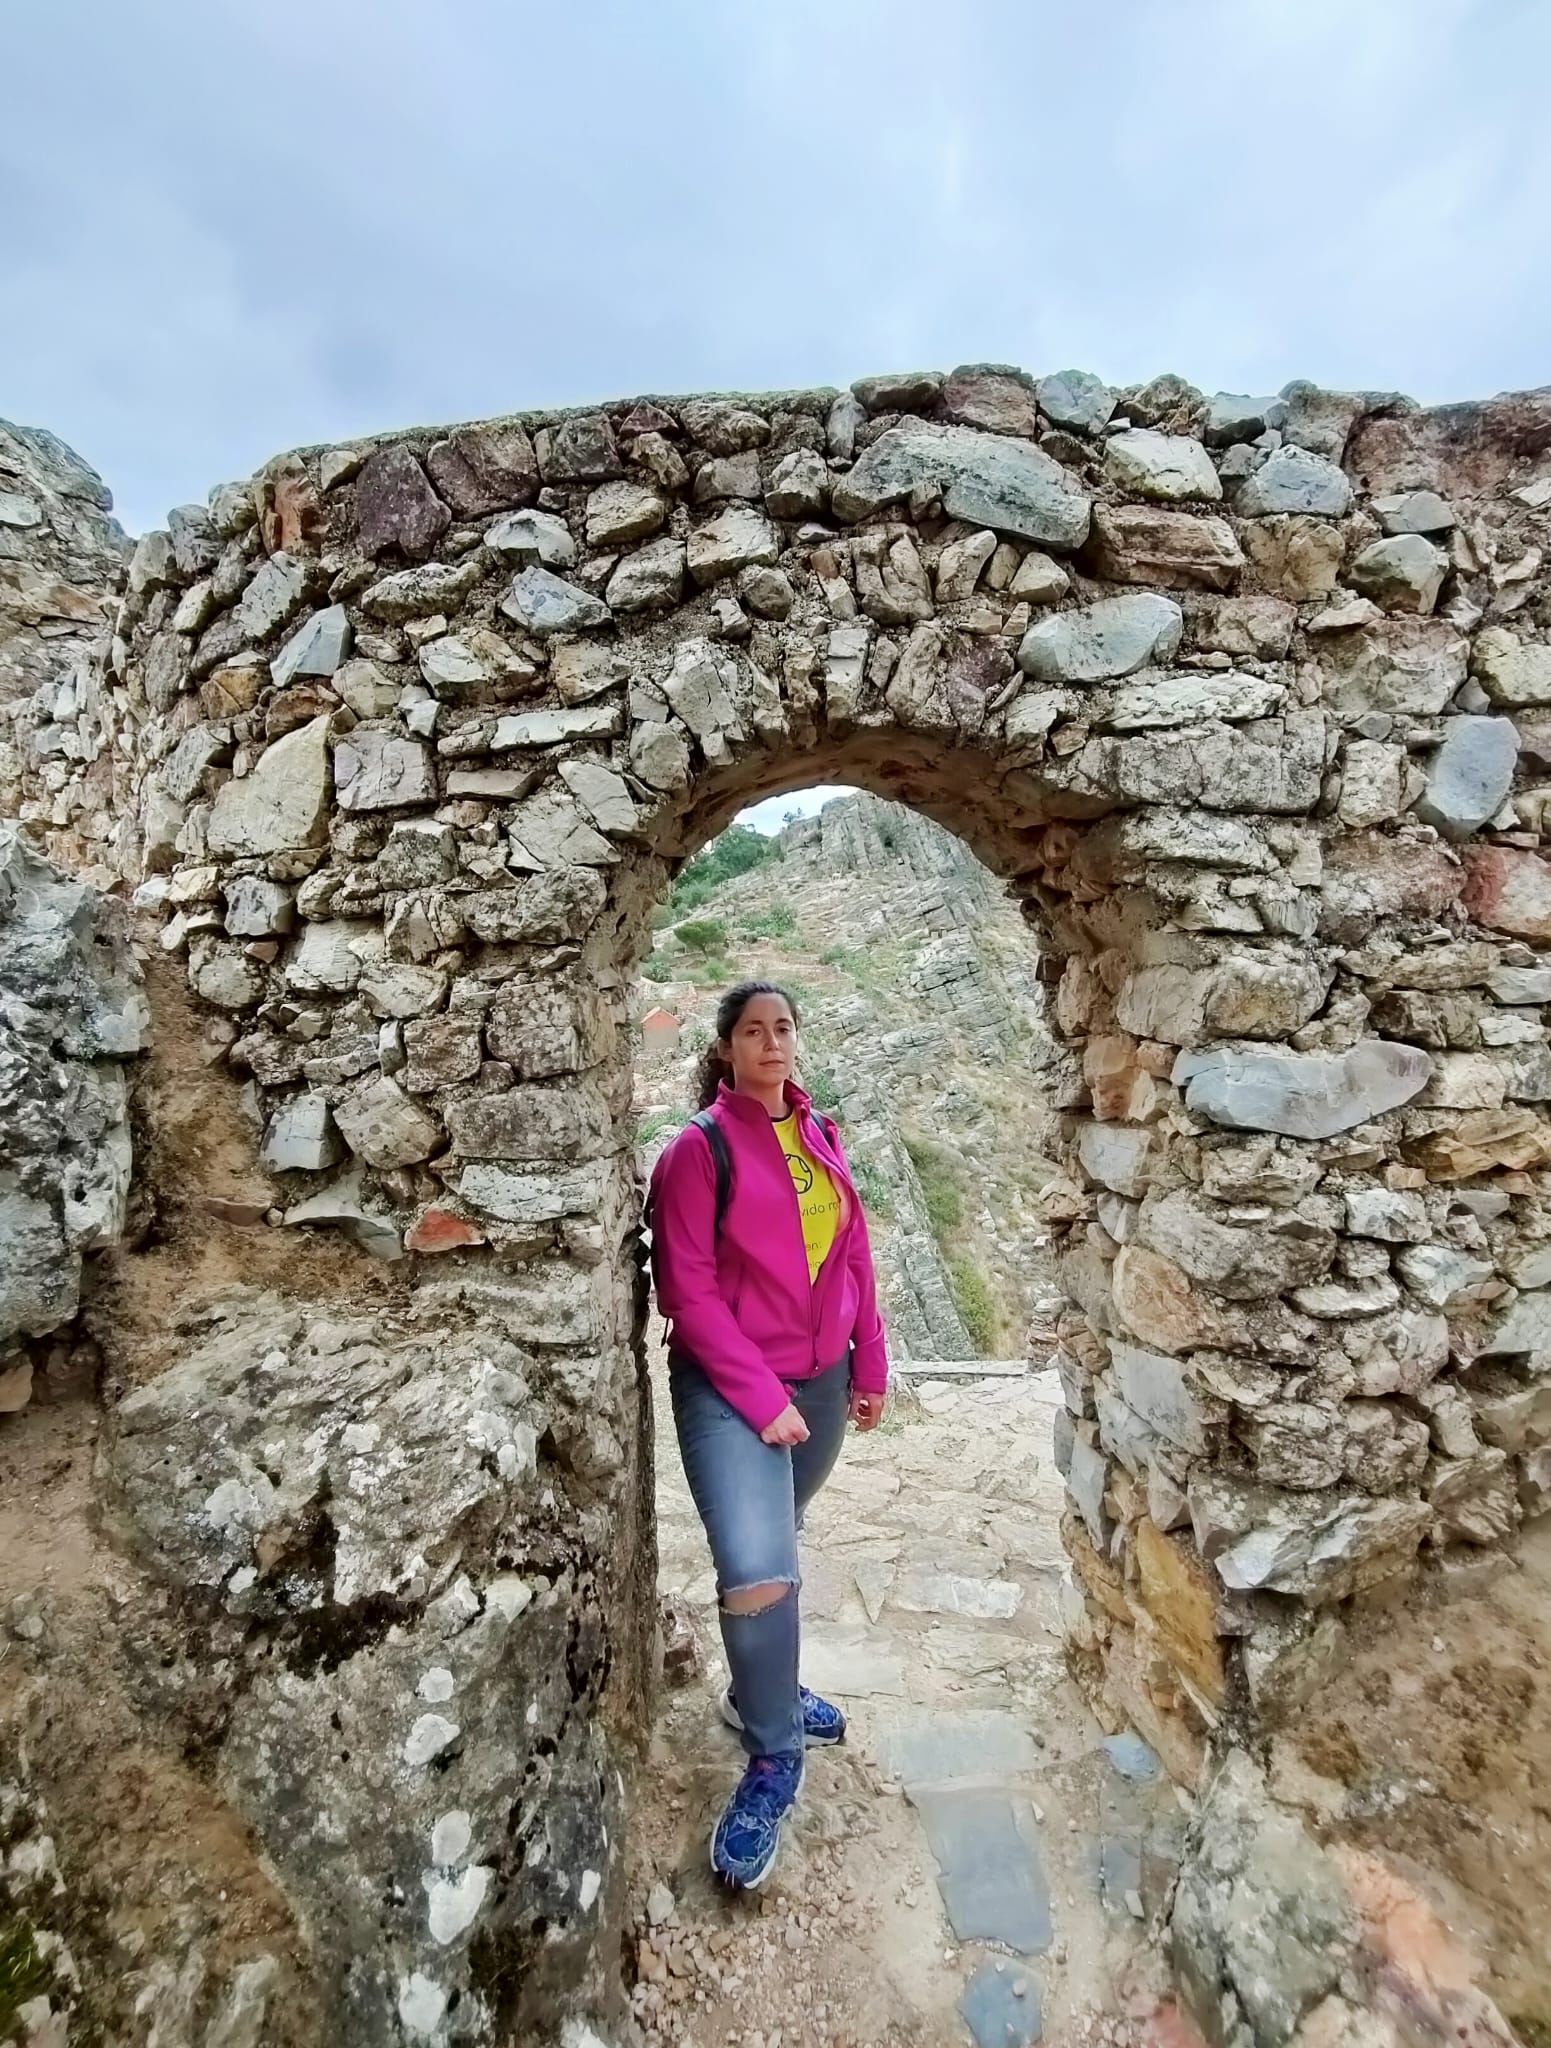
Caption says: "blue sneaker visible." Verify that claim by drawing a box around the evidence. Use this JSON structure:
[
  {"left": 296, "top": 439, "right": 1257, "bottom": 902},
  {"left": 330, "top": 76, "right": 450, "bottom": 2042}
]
[
  {"left": 721, "top": 1684, "right": 847, "bottom": 1748},
  {"left": 710, "top": 1751, "right": 804, "bottom": 1889}
]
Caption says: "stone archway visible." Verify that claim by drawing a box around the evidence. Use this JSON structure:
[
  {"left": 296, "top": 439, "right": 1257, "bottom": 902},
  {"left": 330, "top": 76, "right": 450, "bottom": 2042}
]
[{"left": 10, "top": 367, "right": 1551, "bottom": 2045}]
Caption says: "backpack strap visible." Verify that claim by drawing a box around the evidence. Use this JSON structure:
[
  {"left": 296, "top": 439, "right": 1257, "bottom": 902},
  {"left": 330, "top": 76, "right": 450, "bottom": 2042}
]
[{"left": 690, "top": 1108, "right": 734, "bottom": 1238}]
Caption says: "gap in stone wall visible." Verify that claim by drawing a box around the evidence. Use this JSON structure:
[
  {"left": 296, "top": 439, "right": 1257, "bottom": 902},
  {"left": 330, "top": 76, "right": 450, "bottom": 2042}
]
[{"left": 630, "top": 778, "right": 1067, "bottom": 1372}]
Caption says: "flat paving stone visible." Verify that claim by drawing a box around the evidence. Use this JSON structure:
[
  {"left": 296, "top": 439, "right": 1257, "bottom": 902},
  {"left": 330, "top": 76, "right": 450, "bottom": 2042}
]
[
  {"left": 853, "top": 1557, "right": 894, "bottom": 1622},
  {"left": 960, "top": 1956, "right": 1043, "bottom": 2047},
  {"left": 1102, "top": 1732, "right": 1162, "bottom": 1783},
  {"left": 878, "top": 1708, "right": 1043, "bottom": 1787},
  {"left": 908, "top": 1785, "right": 1053, "bottom": 1952},
  {"left": 802, "top": 1628, "right": 908, "bottom": 1698},
  {"left": 1097, "top": 1773, "right": 1143, "bottom": 1913},
  {"left": 893, "top": 1564, "right": 1023, "bottom": 1620},
  {"left": 899, "top": 1359, "right": 1030, "bottom": 1378},
  {"left": 797, "top": 1552, "right": 852, "bottom": 1620}
]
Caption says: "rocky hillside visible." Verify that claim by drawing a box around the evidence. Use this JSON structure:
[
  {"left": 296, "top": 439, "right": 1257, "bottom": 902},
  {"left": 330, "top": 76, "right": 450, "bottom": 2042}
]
[{"left": 632, "top": 792, "right": 1064, "bottom": 1359}]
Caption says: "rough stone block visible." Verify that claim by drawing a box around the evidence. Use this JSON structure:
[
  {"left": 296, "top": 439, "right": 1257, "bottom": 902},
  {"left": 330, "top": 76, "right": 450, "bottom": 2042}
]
[
  {"left": 1463, "top": 847, "right": 1551, "bottom": 940},
  {"left": 355, "top": 445, "right": 451, "bottom": 560},
  {"left": 1173, "top": 1040, "right": 1433, "bottom": 1139},
  {"left": 1019, "top": 592, "right": 1183, "bottom": 681},
  {"left": 425, "top": 421, "right": 539, "bottom": 516},
  {"left": 1187, "top": 1472, "right": 1431, "bottom": 1601},
  {"left": 834, "top": 420, "right": 1090, "bottom": 548},
  {"left": 1038, "top": 368, "right": 1116, "bottom": 434},
  {"left": 260, "top": 1093, "right": 344, "bottom": 1173},
  {"left": 333, "top": 1075, "right": 442, "bottom": 1168},
  {"left": 500, "top": 565, "right": 610, "bottom": 635},
  {"left": 1238, "top": 514, "right": 1345, "bottom": 597},
  {"left": 1104, "top": 429, "right": 1222, "bottom": 503},
  {"left": 1235, "top": 444, "right": 1352, "bottom": 517},
  {"left": 1076, "top": 1122, "right": 1155, "bottom": 1197},
  {"left": 1086, "top": 505, "right": 1245, "bottom": 589},
  {"left": 685, "top": 505, "right": 780, "bottom": 587},
  {"left": 445, "top": 1081, "right": 611, "bottom": 1162},
  {"left": 208, "top": 716, "right": 331, "bottom": 856},
  {"left": 1347, "top": 533, "right": 1447, "bottom": 614},
  {"left": 1471, "top": 625, "right": 1551, "bottom": 709},
  {"left": 333, "top": 731, "right": 436, "bottom": 812}
]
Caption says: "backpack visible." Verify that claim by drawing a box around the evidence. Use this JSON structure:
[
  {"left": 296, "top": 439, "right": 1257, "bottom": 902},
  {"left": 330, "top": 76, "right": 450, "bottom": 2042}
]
[{"left": 646, "top": 1106, "right": 842, "bottom": 1242}]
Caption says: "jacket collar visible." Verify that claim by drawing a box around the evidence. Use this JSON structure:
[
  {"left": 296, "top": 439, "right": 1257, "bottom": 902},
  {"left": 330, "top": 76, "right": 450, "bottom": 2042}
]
[{"left": 714, "top": 1077, "right": 811, "bottom": 1126}]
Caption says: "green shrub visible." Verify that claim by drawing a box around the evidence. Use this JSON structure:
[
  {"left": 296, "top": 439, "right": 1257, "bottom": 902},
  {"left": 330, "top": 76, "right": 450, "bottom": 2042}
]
[
  {"left": 947, "top": 1255, "right": 999, "bottom": 1354},
  {"left": 850, "top": 1154, "right": 893, "bottom": 1217},
  {"left": 806, "top": 1064, "right": 841, "bottom": 1111},
  {"left": 0, "top": 1917, "right": 53, "bottom": 2036},
  {"left": 638, "top": 1108, "right": 687, "bottom": 1145},
  {"left": 740, "top": 900, "right": 798, "bottom": 939},
  {"left": 675, "top": 917, "right": 728, "bottom": 955},
  {"left": 819, "top": 944, "right": 855, "bottom": 970},
  {"left": 698, "top": 956, "right": 733, "bottom": 985},
  {"left": 639, "top": 952, "right": 673, "bottom": 982},
  {"left": 669, "top": 823, "right": 781, "bottom": 910},
  {"left": 904, "top": 1132, "right": 963, "bottom": 1237}
]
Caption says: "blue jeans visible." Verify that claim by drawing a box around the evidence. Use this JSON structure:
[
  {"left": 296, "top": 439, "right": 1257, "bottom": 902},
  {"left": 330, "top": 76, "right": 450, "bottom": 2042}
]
[{"left": 669, "top": 1353, "right": 852, "bottom": 1758}]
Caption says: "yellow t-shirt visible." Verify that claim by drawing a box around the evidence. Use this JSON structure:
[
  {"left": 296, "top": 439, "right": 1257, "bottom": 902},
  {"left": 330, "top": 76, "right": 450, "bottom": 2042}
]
[{"left": 771, "top": 1111, "right": 842, "bottom": 1282}]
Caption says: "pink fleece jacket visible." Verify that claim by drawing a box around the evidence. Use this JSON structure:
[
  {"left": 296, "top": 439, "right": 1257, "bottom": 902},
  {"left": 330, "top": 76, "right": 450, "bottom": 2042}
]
[{"left": 649, "top": 1080, "right": 890, "bottom": 1433}]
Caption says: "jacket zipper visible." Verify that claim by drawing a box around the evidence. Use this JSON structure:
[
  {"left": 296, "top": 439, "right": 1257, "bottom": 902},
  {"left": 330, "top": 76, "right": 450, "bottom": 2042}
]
[{"left": 798, "top": 1104, "right": 855, "bottom": 1376}]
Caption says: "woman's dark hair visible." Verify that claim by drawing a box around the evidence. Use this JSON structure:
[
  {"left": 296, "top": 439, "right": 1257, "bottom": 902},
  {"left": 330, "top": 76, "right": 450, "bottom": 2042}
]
[{"left": 693, "top": 980, "right": 800, "bottom": 1108}]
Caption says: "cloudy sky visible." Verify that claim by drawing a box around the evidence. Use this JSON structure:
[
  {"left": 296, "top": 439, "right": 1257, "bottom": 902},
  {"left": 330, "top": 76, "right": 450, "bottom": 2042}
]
[{"left": 6, "top": 0, "right": 1548, "bottom": 544}]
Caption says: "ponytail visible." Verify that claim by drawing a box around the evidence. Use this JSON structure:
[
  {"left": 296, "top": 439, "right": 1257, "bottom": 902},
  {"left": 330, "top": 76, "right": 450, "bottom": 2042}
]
[{"left": 692, "top": 1040, "right": 729, "bottom": 1110}]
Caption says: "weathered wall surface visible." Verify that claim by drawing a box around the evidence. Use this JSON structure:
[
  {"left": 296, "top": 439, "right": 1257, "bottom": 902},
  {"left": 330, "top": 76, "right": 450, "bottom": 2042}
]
[
  {"left": 9, "top": 365, "right": 1551, "bottom": 2041},
  {"left": 0, "top": 822, "right": 148, "bottom": 1410},
  {"left": 0, "top": 416, "right": 130, "bottom": 858}
]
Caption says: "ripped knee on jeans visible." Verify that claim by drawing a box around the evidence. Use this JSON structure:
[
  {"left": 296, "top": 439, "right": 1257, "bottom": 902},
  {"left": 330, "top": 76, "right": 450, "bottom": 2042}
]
[{"left": 720, "top": 1578, "right": 797, "bottom": 1617}]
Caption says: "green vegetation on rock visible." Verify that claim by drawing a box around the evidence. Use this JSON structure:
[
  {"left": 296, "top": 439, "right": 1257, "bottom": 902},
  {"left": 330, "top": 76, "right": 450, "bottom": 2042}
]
[
  {"left": 671, "top": 824, "right": 781, "bottom": 912},
  {"left": 850, "top": 1154, "right": 894, "bottom": 1217},
  {"left": 739, "top": 900, "right": 797, "bottom": 940},
  {"left": 947, "top": 1253, "right": 999, "bottom": 1353},
  {"left": 0, "top": 1917, "right": 54, "bottom": 2038},
  {"left": 806, "top": 1063, "right": 841, "bottom": 1110},
  {"left": 904, "top": 1132, "right": 964, "bottom": 1236}
]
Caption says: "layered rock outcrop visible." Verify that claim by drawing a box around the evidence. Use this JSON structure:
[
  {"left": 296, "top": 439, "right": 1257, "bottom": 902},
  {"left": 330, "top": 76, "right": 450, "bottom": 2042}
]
[{"left": 8, "top": 367, "right": 1551, "bottom": 2040}]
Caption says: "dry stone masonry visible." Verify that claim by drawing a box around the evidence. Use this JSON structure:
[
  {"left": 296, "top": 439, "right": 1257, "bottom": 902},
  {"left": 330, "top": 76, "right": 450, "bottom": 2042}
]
[{"left": 8, "top": 364, "right": 1551, "bottom": 2040}]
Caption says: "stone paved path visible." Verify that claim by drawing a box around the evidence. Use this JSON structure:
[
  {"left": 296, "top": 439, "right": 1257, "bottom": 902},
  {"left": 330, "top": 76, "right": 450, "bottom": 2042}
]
[{"left": 626, "top": 1362, "right": 1186, "bottom": 2047}]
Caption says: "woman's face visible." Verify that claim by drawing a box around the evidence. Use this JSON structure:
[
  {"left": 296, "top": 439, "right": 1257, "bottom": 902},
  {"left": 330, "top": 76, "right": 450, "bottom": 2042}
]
[{"left": 720, "top": 993, "right": 797, "bottom": 1092}]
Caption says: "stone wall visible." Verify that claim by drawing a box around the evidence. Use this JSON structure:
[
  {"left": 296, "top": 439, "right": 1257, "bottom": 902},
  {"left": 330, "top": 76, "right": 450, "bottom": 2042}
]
[
  {"left": 0, "top": 416, "right": 129, "bottom": 866},
  {"left": 10, "top": 366, "right": 1551, "bottom": 2039},
  {"left": 0, "top": 822, "right": 148, "bottom": 1410}
]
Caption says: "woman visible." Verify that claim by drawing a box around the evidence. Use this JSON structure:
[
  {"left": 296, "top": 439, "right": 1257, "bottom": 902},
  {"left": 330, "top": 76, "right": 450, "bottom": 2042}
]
[{"left": 649, "top": 980, "right": 890, "bottom": 1889}]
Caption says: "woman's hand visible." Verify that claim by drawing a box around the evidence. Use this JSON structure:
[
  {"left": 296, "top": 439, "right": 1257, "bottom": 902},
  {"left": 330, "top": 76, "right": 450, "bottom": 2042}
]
[
  {"left": 760, "top": 1402, "right": 811, "bottom": 1447},
  {"left": 849, "top": 1390, "right": 885, "bottom": 1432}
]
